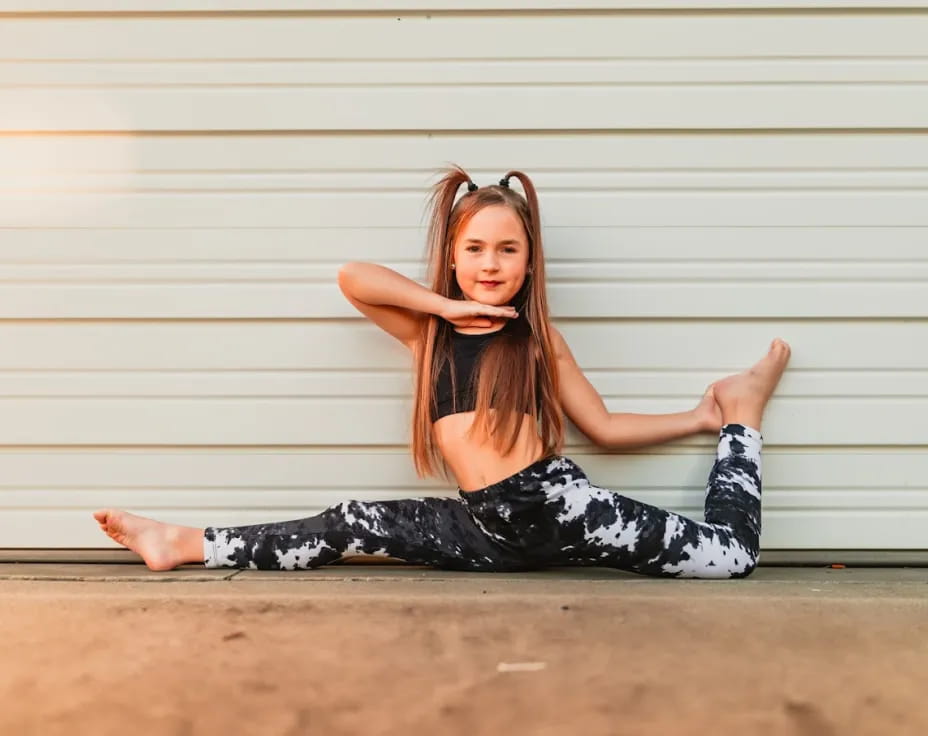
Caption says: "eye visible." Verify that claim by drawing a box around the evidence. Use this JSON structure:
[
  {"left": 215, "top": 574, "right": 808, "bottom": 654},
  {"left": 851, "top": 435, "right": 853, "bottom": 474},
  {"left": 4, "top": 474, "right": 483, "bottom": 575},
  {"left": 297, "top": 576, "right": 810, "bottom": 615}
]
[
  {"left": 466, "top": 245, "right": 480, "bottom": 252},
  {"left": 505, "top": 247, "right": 517, "bottom": 253}
]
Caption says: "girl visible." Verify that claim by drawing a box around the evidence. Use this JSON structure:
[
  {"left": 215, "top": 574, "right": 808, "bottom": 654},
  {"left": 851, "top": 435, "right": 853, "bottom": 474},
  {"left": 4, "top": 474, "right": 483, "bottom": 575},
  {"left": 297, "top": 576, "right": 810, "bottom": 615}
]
[{"left": 94, "top": 166, "right": 790, "bottom": 578}]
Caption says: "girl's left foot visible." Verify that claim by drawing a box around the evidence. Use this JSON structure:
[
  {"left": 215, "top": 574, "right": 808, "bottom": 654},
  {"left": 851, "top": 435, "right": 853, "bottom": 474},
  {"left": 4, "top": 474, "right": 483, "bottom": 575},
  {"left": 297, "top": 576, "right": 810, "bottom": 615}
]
[
  {"left": 713, "top": 338, "right": 791, "bottom": 429},
  {"left": 92, "top": 508, "right": 188, "bottom": 571}
]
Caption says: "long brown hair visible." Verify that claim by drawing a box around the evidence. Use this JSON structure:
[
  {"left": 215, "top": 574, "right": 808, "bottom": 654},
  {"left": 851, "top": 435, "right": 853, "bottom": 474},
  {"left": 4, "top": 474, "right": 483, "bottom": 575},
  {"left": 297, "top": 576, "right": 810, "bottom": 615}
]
[{"left": 410, "top": 165, "right": 564, "bottom": 482}]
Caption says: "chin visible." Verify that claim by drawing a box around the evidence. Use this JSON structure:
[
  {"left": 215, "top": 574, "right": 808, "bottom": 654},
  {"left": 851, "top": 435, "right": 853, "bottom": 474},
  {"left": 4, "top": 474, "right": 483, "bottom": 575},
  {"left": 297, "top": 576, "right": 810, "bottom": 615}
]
[{"left": 464, "top": 281, "right": 519, "bottom": 300}]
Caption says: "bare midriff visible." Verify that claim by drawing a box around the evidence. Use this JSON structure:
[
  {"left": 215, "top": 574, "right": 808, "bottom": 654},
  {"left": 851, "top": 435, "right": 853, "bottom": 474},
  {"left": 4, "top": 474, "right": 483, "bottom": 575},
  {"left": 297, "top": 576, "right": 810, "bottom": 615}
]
[{"left": 433, "top": 408, "right": 546, "bottom": 492}]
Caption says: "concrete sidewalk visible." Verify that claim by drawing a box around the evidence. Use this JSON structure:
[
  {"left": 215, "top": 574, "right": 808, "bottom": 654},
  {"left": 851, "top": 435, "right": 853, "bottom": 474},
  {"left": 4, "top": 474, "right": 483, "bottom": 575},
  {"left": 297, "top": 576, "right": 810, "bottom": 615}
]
[{"left": 2, "top": 565, "right": 926, "bottom": 736}]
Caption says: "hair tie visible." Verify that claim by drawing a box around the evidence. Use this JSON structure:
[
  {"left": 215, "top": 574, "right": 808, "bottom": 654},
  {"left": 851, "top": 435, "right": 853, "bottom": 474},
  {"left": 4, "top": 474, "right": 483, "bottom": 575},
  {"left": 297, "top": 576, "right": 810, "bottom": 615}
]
[
  {"left": 466, "top": 181, "right": 478, "bottom": 192},
  {"left": 498, "top": 176, "right": 511, "bottom": 188}
]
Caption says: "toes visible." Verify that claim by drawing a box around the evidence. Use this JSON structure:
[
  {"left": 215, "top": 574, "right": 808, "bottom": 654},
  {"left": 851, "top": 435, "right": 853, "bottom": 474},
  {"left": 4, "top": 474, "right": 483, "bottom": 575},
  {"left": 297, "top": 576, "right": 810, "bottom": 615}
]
[{"left": 769, "top": 338, "right": 791, "bottom": 357}]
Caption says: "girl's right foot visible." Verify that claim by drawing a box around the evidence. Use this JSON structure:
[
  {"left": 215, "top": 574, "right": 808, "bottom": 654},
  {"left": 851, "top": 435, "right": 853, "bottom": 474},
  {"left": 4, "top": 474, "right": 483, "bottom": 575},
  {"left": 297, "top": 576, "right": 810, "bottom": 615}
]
[
  {"left": 713, "top": 338, "right": 792, "bottom": 431},
  {"left": 92, "top": 508, "right": 194, "bottom": 571}
]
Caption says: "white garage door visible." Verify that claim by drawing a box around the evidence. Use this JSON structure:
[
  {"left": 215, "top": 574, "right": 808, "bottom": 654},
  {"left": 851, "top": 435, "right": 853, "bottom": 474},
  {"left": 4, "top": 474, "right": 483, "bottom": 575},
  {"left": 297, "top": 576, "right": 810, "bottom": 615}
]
[{"left": 0, "top": 1, "right": 926, "bottom": 560}]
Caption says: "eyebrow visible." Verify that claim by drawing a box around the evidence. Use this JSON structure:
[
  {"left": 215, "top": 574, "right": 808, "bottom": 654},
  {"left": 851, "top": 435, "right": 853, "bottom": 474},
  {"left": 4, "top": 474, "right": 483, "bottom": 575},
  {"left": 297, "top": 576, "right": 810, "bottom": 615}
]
[{"left": 464, "top": 238, "right": 521, "bottom": 246}]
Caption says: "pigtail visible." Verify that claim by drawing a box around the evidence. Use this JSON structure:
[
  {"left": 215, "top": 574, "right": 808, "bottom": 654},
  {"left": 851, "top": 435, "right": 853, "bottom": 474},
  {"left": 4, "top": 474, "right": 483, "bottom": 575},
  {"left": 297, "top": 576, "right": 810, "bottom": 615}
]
[
  {"left": 423, "top": 166, "right": 472, "bottom": 296},
  {"left": 411, "top": 166, "right": 476, "bottom": 481},
  {"left": 502, "top": 169, "right": 553, "bottom": 346}
]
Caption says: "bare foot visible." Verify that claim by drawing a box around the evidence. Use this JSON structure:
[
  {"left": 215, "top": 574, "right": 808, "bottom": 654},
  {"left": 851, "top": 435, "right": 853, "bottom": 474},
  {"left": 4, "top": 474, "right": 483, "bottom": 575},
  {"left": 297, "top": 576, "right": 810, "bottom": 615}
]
[
  {"left": 92, "top": 508, "right": 187, "bottom": 571},
  {"left": 713, "top": 338, "right": 792, "bottom": 430}
]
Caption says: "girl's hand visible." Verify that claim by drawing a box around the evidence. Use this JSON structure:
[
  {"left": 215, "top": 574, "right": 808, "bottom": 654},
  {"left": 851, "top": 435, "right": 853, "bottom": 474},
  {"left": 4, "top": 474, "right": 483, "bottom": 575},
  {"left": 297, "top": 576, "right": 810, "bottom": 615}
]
[
  {"left": 693, "top": 383, "right": 723, "bottom": 433},
  {"left": 439, "top": 298, "right": 518, "bottom": 329}
]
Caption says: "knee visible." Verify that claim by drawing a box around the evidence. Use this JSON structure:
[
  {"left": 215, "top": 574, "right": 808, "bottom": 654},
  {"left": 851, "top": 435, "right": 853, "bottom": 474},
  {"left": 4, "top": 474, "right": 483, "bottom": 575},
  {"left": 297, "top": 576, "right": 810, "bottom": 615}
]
[
  {"left": 686, "top": 551, "right": 757, "bottom": 579},
  {"left": 727, "top": 553, "right": 759, "bottom": 579}
]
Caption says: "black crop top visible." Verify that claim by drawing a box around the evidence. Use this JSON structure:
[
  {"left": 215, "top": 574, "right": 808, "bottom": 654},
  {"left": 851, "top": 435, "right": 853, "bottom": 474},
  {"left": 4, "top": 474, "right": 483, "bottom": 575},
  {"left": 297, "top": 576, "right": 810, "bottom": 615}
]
[{"left": 430, "top": 326, "right": 540, "bottom": 423}]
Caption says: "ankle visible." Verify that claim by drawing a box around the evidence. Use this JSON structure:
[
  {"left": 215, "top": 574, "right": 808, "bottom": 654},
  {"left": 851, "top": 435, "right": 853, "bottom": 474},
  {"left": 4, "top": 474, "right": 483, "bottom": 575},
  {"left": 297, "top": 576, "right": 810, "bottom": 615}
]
[
  {"left": 180, "top": 527, "right": 206, "bottom": 565},
  {"left": 166, "top": 525, "right": 205, "bottom": 565},
  {"left": 720, "top": 405, "right": 763, "bottom": 432}
]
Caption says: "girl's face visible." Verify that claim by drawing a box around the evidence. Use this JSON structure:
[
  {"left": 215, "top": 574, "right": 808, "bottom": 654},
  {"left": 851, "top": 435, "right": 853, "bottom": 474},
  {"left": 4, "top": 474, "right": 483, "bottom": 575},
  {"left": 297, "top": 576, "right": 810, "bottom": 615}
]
[{"left": 452, "top": 204, "right": 530, "bottom": 307}]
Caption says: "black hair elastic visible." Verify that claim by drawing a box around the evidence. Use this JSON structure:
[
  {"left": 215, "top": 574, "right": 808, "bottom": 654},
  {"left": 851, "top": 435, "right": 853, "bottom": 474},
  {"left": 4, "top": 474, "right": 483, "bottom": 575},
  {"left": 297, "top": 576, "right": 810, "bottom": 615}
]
[
  {"left": 466, "top": 181, "right": 478, "bottom": 192},
  {"left": 499, "top": 176, "right": 511, "bottom": 188}
]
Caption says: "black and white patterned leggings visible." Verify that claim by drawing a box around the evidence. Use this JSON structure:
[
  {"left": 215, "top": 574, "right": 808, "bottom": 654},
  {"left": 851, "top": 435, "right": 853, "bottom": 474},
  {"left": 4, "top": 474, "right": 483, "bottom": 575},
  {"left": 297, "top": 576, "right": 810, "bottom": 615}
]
[{"left": 203, "top": 423, "right": 762, "bottom": 578}]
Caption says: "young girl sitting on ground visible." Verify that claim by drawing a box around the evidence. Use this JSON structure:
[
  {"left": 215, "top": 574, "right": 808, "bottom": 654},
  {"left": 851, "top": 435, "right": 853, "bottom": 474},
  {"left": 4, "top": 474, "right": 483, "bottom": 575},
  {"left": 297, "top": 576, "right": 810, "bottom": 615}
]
[{"left": 94, "top": 166, "right": 791, "bottom": 578}]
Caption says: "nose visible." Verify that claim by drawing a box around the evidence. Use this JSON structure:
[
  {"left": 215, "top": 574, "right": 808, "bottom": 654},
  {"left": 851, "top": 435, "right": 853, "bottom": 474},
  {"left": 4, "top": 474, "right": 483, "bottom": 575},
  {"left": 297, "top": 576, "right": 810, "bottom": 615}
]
[{"left": 481, "top": 252, "right": 500, "bottom": 273}]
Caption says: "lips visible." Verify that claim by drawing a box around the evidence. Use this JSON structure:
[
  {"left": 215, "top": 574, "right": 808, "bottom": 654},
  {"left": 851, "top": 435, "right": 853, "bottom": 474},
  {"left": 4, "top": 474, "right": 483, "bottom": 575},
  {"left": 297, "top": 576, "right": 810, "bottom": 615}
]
[{"left": 479, "top": 281, "right": 501, "bottom": 287}]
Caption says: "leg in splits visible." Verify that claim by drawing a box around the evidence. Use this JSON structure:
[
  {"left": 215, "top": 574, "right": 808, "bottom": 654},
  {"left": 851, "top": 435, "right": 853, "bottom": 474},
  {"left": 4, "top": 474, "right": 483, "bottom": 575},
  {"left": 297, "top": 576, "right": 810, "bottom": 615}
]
[
  {"left": 94, "top": 496, "right": 527, "bottom": 572},
  {"left": 546, "top": 424, "right": 763, "bottom": 578},
  {"left": 539, "top": 336, "right": 792, "bottom": 578}
]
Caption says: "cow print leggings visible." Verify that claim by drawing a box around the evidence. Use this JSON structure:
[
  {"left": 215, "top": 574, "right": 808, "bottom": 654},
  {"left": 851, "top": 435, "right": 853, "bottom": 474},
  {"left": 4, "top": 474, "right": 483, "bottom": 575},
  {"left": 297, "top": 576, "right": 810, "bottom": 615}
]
[{"left": 203, "top": 423, "right": 762, "bottom": 578}]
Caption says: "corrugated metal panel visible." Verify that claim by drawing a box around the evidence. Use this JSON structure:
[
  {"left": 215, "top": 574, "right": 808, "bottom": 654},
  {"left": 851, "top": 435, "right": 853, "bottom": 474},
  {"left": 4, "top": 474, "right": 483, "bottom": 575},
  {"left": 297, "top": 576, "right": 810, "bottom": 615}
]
[
  {"left": 0, "top": 3, "right": 925, "bottom": 552},
  {"left": 2, "top": 13, "right": 928, "bottom": 130}
]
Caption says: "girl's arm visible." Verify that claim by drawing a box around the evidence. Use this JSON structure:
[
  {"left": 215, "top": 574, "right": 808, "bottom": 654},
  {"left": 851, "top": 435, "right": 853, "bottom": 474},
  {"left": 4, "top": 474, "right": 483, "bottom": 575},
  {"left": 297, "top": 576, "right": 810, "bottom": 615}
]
[
  {"left": 551, "top": 326, "right": 710, "bottom": 450},
  {"left": 338, "top": 262, "right": 450, "bottom": 351},
  {"left": 595, "top": 411, "right": 703, "bottom": 451},
  {"left": 338, "top": 262, "right": 521, "bottom": 351}
]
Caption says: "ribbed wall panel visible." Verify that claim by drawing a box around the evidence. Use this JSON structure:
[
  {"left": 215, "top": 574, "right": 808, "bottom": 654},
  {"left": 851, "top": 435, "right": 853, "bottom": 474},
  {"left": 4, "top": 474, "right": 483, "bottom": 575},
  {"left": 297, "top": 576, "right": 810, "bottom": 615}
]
[{"left": 0, "top": 2, "right": 924, "bottom": 552}]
